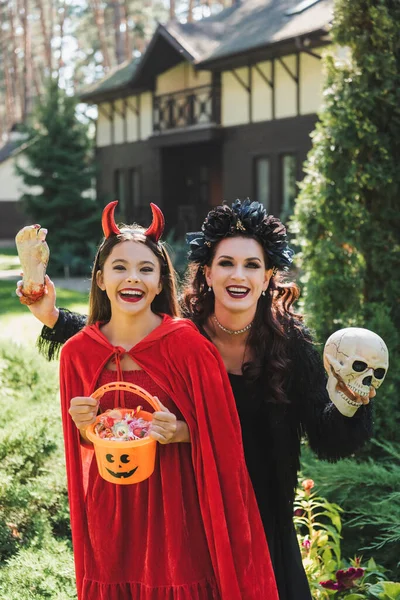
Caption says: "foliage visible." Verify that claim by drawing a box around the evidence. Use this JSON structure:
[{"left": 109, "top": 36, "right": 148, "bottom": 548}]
[
  {"left": 15, "top": 80, "right": 101, "bottom": 277},
  {"left": 291, "top": 0, "right": 400, "bottom": 446},
  {"left": 0, "top": 538, "right": 76, "bottom": 600},
  {"left": 300, "top": 444, "right": 400, "bottom": 580},
  {"left": 294, "top": 479, "right": 400, "bottom": 599},
  {"left": 163, "top": 231, "right": 189, "bottom": 280},
  {"left": 0, "top": 341, "right": 74, "bottom": 598}
]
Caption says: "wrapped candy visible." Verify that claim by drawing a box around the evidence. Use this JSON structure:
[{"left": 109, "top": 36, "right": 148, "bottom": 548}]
[{"left": 94, "top": 408, "right": 151, "bottom": 441}]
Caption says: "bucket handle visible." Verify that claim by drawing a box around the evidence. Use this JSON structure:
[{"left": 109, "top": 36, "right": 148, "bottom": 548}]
[{"left": 91, "top": 381, "right": 162, "bottom": 413}]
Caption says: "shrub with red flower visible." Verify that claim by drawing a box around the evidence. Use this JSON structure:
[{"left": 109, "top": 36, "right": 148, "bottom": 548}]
[{"left": 320, "top": 567, "right": 365, "bottom": 591}]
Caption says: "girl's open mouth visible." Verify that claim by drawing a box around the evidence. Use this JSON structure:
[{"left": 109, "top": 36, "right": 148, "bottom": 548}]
[{"left": 118, "top": 289, "right": 145, "bottom": 303}]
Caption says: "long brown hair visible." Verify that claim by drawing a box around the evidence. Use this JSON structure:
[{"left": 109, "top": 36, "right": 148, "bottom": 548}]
[
  {"left": 182, "top": 236, "right": 302, "bottom": 404},
  {"left": 88, "top": 227, "right": 180, "bottom": 325}
]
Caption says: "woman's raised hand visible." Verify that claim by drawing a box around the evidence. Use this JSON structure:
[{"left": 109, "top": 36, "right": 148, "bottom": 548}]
[{"left": 16, "top": 274, "right": 60, "bottom": 328}]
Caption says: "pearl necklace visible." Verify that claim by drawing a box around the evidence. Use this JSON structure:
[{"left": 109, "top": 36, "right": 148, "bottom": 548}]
[{"left": 213, "top": 315, "right": 253, "bottom": 335}]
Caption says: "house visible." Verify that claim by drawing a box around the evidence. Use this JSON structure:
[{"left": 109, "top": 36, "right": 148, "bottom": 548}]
[
  {"left": 0, "top": 125, "right": 32, "bottom": 241},
  {"left": 81, "top": 0, "right": 334, "bottom": 235}
]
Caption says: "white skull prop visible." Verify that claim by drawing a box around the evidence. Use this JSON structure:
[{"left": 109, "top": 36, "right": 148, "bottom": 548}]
[{"left": 323, "top": 328, "right": 389, "bottom": 417}]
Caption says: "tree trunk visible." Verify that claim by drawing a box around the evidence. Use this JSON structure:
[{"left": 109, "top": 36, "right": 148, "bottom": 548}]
[
  {"left": 2, "top": 45, "right": 16, "bottom": 130},
  {"left": 36, "top": 0, "right": 52, "bottom": 72},
  {"left": 20, "top": 0, "right": 33, "bottom": 119},
  {"left": 188, "top": 0, "right": 194, "bottom": 22},
  {"left": 169, "top": 0, "right": 175, "bottom": 20},
  {"left": 89, "top": 0, "right": 112, "bottom": 70},
  {"left": 57, "top": 0, "right": 66, "bottom": 76},
  {"left": 7, "top": 1, "right": 23, "bottom": 121},
  {"left": 122, "top": 0, "right": 132, "bottom": 61},
  {"left": 109, "top": 0, "right": 125, "bottom": 65}
]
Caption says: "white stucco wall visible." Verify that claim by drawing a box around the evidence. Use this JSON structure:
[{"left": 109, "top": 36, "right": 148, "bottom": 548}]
[
  {"left": 96, "top": 103, "right": 112, "bottom": 147},
  {"left": 126, "top": 96, "right": 139, "bottom": 143},
  {"left": 113, "top": 99, "right": 125, "bottom": 144},
  {"left": 222, "top": 68, "right": 250, "bottom": 127},
  {"left": 299, "top": 50, "right": 324, "bottom": 115},
  {"left": 252, "top": 61, "right": 273, "bottom": 122},
  {"left": 156, "top": 62, "right": 211, "bottom": 96},
  {"left": 275, "top": 54, "right": 297, "bottom": 119},
  {"left": 140, "top": 92, "right": 153, "bottom": 140},
  {"left": 0, "top": 154, "right": 42, "bottom": 201}
]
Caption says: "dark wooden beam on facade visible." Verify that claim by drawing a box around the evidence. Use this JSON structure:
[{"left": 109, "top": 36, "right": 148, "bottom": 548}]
[
  {"left": 137, "top": 94, "right": 141, "bottom": 140},
  {"left": 271, "top": 59, "right": 275, "bottom": 120},
  {"left": 296, "top": 53, "right": 300, "bottom": 116},
  {"left": 248, "top": 66, "right": 252, "bottom": 123},
  {"left": 253, "top": 63, "right": 273, "bottom": 88},
  {"left": 277, "top": 57, "right": 299, "bottom": 83},
  {"left": 123, "top": 99, "right": 128, "bottom": 143},
  {"left": 126, "top": 97, "right": 139, "bottom": 115},
  {"left": 110, "top": 101, "right": 115, "bottom": 145},
  {"left": 230, "top": 69, "right": 250, "bottom": 93},
  {"left": 302, "top": 48, "right": 322, "bottom": 60},
  {"left": 98, "top": 104, "right": 113, "bottom": 120}
]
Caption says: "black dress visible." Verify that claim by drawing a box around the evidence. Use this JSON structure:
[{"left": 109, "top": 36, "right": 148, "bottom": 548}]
[
  {"left": 39, "top": 310, "right": 373, "bottom": 600},
  {"left": 229, "top": 373, "right": 312, "bottom": 600}
]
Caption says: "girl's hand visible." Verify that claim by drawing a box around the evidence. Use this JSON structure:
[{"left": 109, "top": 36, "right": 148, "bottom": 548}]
[
  {"left": 150, "top": 400, "right": 190, "bottom": 444},
  {"left": 16, "top": 274, "right": 59, "bottom": 328},
  {"left": 69, "top": 396, "right": 99, "bottom": 431}
]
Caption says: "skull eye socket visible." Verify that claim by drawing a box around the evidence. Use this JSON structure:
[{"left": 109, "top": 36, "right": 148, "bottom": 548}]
[
  {"left": 374, "top": 368, "right": 386, "bottom": 380},
  {"left": 106, "top": 454, "right": 114, "bottom": 463},
  {"left": 352, "top": 360, "right": 368, "bottom": 372},
  {"left": 120, "top": 454, "right": 130, "bottom": 464}
]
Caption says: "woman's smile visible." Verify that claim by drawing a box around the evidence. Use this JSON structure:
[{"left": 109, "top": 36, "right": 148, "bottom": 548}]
[{"left": 225, "top": 286, "right": 250, "bottom": 299}]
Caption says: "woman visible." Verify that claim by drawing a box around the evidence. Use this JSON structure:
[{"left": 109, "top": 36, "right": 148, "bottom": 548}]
[
  {"left": 41, "top": 202, "right": 278, "bottom": 600},
  {"left": 18, "top": 199, "right": 373, "bottom": 600}
]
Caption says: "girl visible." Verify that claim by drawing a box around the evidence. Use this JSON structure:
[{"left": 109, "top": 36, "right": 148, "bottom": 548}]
[{"left": 55, "top": 202, "right": 278, "bottom": 600}]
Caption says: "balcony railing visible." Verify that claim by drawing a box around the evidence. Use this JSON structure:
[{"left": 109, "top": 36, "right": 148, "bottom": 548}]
[{"left": 153, "top": 84, "right": 221, "bottom": 134}]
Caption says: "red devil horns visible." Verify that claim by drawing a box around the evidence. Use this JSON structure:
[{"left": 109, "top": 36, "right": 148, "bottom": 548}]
[
  {"left": 144, "top": 203, "right": 165, "bottom": 243},
  {"left": 102, "top": 201, "right": 121, "bottom": 238},
  {"left": 102, "top": 200, "right": 165, "bottom": 242}
]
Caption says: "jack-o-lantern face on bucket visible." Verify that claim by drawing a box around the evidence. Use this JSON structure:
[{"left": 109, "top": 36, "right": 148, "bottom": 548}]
[{"left": 105, "top": 452, "right": 139, "bottom": 479}]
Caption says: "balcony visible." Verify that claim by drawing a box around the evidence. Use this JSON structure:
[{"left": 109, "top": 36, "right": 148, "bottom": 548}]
[{"left": 153, "top": 84, "right": 221, "bottom": 134}]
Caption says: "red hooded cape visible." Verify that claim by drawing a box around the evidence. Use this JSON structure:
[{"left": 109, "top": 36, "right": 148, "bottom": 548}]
[{"left": 59, "top": 315, "right": 278, "bottom": 600}]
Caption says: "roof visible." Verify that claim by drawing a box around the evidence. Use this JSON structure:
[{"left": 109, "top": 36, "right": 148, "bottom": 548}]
[
  {"left": 0, "top": 138, "right": 25, "bottom": 164},
  {"left": 79, "top": 0, "right": 332, "bottom": 102},
  {"left": 80, "top": 58, "right": 140, "bottom": 102},
  {"left": 170, "top": 0, "right": 333, "bottom": 66}
]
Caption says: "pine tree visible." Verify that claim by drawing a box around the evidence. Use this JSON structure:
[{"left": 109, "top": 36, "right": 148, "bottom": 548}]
[
  {"left": 16, "top": 80, "right": 100, "bottom": 276},
  {"left": 292, "top": 0, "right": 400, "bottom": 444}
]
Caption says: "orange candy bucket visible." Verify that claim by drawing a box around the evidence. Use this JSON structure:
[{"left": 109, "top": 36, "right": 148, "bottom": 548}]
[{"left": 85, "top": 381, "right": 161, "bottom": 485}]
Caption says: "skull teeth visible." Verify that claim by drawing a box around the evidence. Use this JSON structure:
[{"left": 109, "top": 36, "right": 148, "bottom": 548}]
[{"left": 338, "top": 391, "right": 363, "bottom": 407}]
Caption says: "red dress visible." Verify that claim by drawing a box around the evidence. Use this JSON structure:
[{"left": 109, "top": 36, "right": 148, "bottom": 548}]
[
  {"left": 83, "top": 369, "right": 218, "bottom": 599},
  {"left": 59, "top": 315, "right": 278, "bottom": 600}
]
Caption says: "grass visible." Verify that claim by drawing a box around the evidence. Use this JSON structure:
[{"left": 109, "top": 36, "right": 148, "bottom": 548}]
[
  {"left": 0, "top": 252, "right": 88, "bottom": 346},
  {"left": 0, "top": 250, "right": 21, "bottom": 271}
]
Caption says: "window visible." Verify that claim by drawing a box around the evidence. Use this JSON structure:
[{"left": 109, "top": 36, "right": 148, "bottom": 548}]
[
  {"left": 280, "top": 154, "right": 297, "bottom": 221},
  {"left": 130, "top": 168, "right": 141, "bottom": 209},
  {"left": 254, "top": 157, "right": 270, "bottom": 210}
]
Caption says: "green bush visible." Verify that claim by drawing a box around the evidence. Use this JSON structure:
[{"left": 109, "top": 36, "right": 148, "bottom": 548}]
[
  {"left": 301, "top": 443, "right": 400, "bottom": 580},
  {"left": 0, "top": 537, "right": 76, "bottom": 600},
  {"left": 0, "top": 341, "right": 74, "bottom": 597},
  {"left": 291, "top": 0, "right": 400, "bottom": 446}
]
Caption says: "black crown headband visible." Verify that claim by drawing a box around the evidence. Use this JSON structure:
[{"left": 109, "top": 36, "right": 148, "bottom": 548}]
[{"left": 186, "top": 199, "right": 294, "bottom": 270}]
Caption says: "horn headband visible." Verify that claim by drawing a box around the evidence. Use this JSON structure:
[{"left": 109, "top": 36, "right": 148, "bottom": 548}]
[{"left": 101, "top": 201, "right": 165, "bottom": 243}]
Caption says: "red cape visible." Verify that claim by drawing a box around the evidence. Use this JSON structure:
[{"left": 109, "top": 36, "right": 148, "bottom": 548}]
[{"left": 60, "top": 315, "right": 278, "bottom": 599}]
